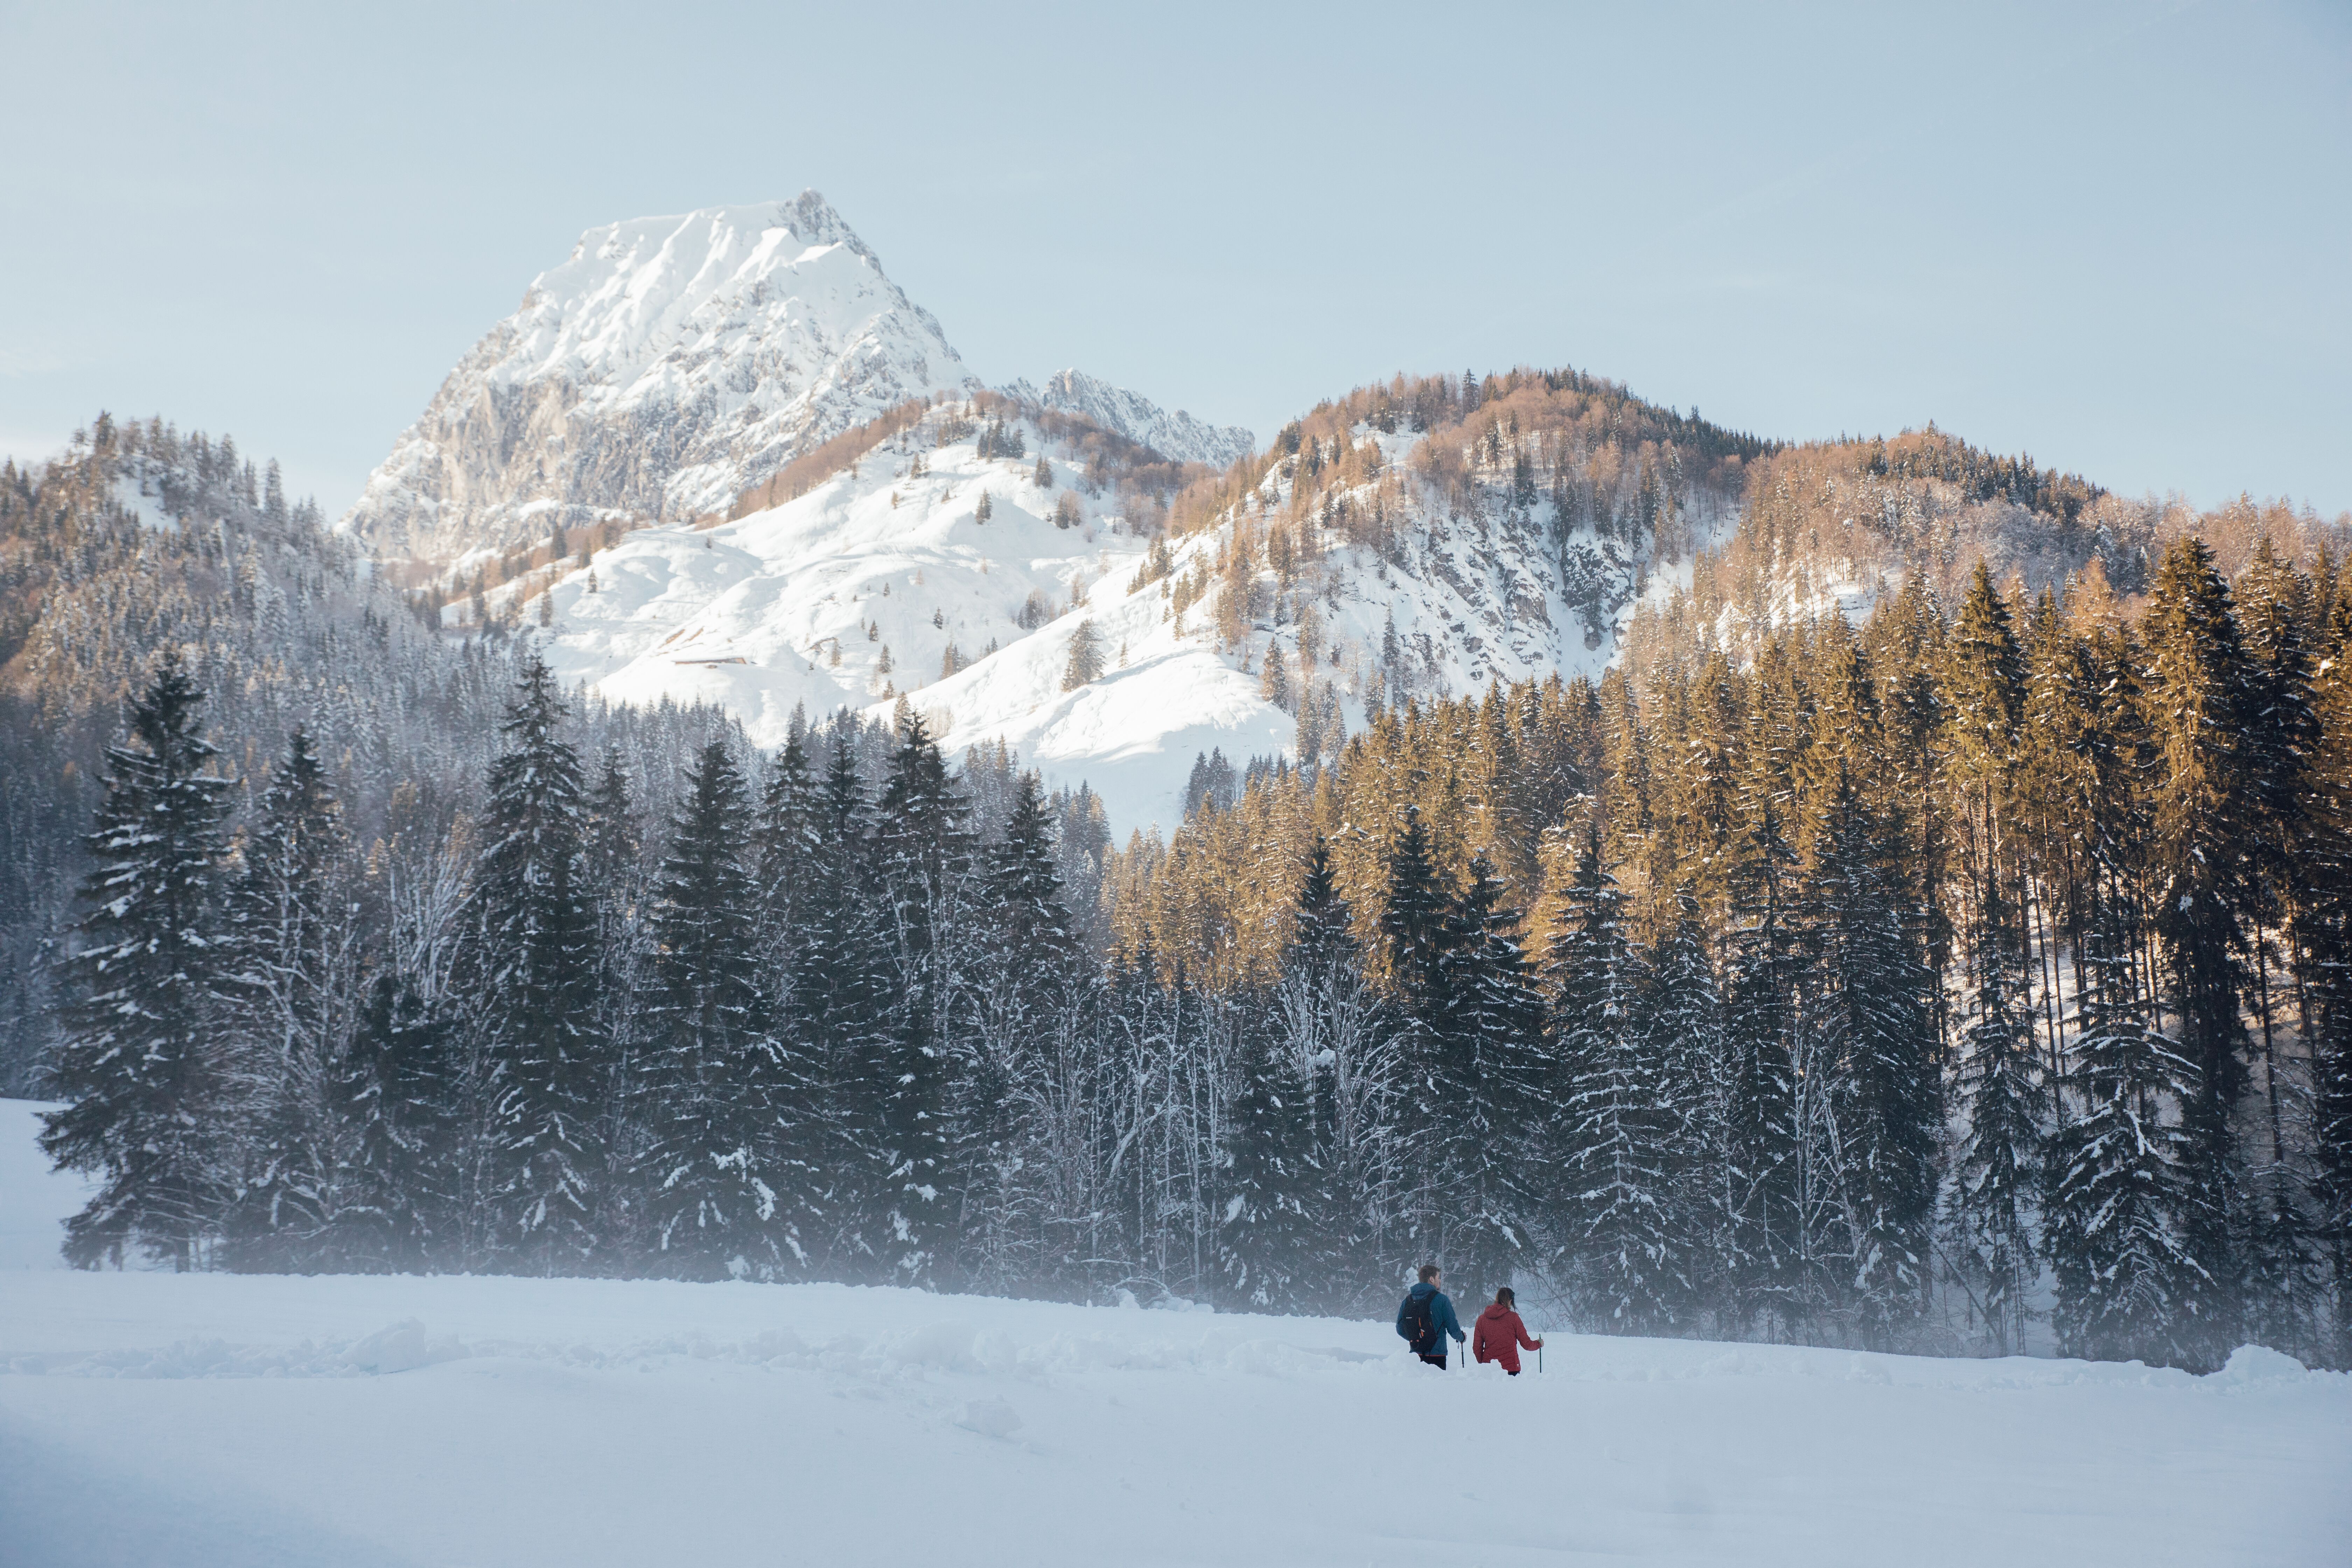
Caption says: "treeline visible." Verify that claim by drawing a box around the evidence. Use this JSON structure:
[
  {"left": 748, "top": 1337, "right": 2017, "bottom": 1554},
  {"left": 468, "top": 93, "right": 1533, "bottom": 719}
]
[
  {"left": 36, "top": 651, "right": 1176, "bottom": 1298},
  {"left": 0, "top": 416, "right": 754, "bottom": 1092},
  {"left": 1105, "top": 537, "right": 2352, "bottom": 1370}
]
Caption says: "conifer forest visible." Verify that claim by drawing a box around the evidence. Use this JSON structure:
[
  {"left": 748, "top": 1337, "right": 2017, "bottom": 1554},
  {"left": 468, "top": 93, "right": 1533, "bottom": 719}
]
[{"left": 7, "top": 397, "right": 2352, "bottom": 1380}]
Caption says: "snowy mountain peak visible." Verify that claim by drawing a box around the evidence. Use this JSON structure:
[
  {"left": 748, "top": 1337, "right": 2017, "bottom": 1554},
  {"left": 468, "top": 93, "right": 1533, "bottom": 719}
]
[
  {"left": 1001, "top": 369, "right": 1253, "bottom": 468},
  {"left": 342, "top": 191, "right": 978, "bottom": 563}
]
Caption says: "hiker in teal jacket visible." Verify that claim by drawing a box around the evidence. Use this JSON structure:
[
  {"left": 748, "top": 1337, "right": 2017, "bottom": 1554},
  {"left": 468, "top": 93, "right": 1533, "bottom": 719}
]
[{"left": 1396, "top": 1264, "right": 1465, "bottom": 1368}]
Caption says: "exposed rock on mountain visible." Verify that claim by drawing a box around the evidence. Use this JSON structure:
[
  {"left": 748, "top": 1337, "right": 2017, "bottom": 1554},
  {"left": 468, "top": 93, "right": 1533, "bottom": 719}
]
[
  {"left": 998, "top": 369, "right": 1253, "bottom": 468},
  {"left": 342, "top": 193, "right": 977, "bottom": 564}
]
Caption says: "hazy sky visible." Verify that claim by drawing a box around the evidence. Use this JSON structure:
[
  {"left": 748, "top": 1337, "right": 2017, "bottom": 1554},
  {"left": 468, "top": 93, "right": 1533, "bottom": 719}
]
[{"left": 2, "top": 1, "right": 2345, "bottom": 518}]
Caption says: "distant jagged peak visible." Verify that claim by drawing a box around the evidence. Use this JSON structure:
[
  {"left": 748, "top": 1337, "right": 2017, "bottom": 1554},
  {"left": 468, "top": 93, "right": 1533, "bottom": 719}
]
[
  {"left": 999, "top": 368, "right": 1253, "bottom": 469},
  {"left": 342, "top": 190, "right": 978, "bottom": 565}
]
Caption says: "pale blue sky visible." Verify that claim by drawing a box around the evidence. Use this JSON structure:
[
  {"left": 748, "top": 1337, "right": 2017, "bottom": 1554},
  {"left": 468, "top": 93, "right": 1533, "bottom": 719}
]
[{"left": 1, "top": 1, "right": 2345, "bottom": 518}]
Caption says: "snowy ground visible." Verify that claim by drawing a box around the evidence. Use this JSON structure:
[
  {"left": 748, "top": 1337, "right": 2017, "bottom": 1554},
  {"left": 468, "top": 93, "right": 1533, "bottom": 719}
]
[{"left": 4, "top": 1098, "right": 2346, "bottom": 1567}]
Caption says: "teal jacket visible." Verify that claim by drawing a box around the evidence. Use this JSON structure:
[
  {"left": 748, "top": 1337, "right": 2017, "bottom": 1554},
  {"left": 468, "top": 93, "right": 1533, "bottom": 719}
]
[{"left": 1396, "top": 1281, "right": 1465, "bottom": 1349}]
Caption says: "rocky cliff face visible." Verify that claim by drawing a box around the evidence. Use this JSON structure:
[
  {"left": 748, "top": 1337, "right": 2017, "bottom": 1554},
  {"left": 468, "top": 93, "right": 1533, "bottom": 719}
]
[
  {"left": 999, "top": 369, "right": 1253, "bottom": 468},
  {"left": 342, "top": 192, "right": 977, "bottom": 562}
]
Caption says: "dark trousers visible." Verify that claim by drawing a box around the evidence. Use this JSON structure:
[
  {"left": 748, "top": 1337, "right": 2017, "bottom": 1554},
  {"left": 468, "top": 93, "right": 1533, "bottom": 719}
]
[{"left": 1417, "top": 1349, "right": 1447, "bottom": 1368}]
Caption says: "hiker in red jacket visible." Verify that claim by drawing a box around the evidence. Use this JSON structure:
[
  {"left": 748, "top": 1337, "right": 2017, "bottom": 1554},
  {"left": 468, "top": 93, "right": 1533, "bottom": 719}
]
[{"left": 1472, "top": 1286, "right": 1543, "bottom": 1376}]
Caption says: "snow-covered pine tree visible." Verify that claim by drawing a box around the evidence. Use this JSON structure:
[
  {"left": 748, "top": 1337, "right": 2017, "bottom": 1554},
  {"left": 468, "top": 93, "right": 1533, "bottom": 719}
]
[
  {"left": 864, "top": 712, "right": 975, "bottom": 1283},
  {"left": 41, "top": 652, "right": 236, "bottom": 1269},
  {"left": 639, "top": 740, "right": 787, "bottom": 1279},
  {"left": 1061, "top": 618, "right": 1104, "bottom": 692},
  {"left": 219, "top": 727, "right": 364, "bottom": 1271},
  {"left": 1269, "top": 838, "right": 1397, "bottom": 1311},
  {"left": 2308, "top": 593, "right": 2352, "bottom": 1363},
  {"left": 752, "top": 730, "right": 819, "bottom": 970},
  {"left": 1426, "top": 850, "right": 1544, "bottom": 1307},
  {"left": 2042, "top": 891, "right": 2208, "bottom": 1366},
  {"left": 782, "top": 732, "right": 889, "bottom": 1275},
  {"left": 580, "top": 747, "right": 652, "bottom": 1249},
  {"left": 1721, "top": 793, "right": 1803, "bottom": 1334},
  {"left": 953, "top": 771, "right": 1075, "bottom": 1287},
  {"left": 1806, "top": 765, "right": 1937, "bottom": 1347},
  {"left": 2142, "top": 537, "right": 2259, "bottom": 1357},
  {"left": 1547, "top": 822, "right": 1678, "bottom": 1332},
  {"left": 339, "top": 969, "right": 451, "bottom": 1269},
  {"left": 473, "top": 653, "right": 606, "bottom": 1271},
  {"left": 1640, "top": 893, "right": 1725, "bottom": 1327},
  {"left": 1223, "top": 840, "right": 1350, "bottom": 1311},
  {"left": 1947, "top": 873, "right": 2045, "bottom": 1355},
  {"left": 2233, "top": 541, "right": 2324, "bottom": 1351}
]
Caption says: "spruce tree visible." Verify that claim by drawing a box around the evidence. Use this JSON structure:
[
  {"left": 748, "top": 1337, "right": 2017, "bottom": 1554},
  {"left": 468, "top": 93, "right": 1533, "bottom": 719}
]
[
  {"left": 954, "top": 771, "right": 1074, "bottom": 1286},
  {"left": 340, "top": 970, "right": 451, "bottom": 1270},
  {"left": 1425, "top": 851, "right": 1544, "bottom": 1305},
  {"left": 2302, "top": 593, "right": 2352, "bottom": 1362},
  {"left": 1641, "top": 894, "right": 1724, "bottom": 1328},
  {"left": 2043, "top": 896, "right": 2208, "bottom": 1366},
  {"left": 784, "top": 732, "right": 889, "bottom": 1275},
  {"left": 1548, "top": 824, "right": 1677, "bottom": 1331},
  {"left": 1948, "top": 872, "right": 2045, "bottom": 1355},
  {"left": 2143, "top": 537, "right": 2259, "bottom": 1353},
  {"left": 1220, "top": 997, "right": 1322, "bottom": 1311},
  {"left": 41, "top": 653, "right": 236, "bottom": 1269},
  {"left": 639, "top": 740, "right": 785, "bottom": 1279},
  {"left": 864, "top": 713, "right": 974, "bottom": 1282},
  {"left": 1269, "top": 838, "right": 1392, "bottom": 1309},
  {"left": 1722, "top": 794, "right": 1802, "bottom": 1332},
  {"left": 219, "top": 728, "right": 360, "bottom": 1270},
  {"left": 1808, "top": 766, "right": 1938, "bottom": 1346},
  {"left": 474, "top": 653, "right": 606, "bottom": 1270}
]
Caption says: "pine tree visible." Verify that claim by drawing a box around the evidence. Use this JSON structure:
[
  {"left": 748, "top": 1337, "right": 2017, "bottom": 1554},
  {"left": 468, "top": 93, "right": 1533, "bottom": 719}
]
[
  {"left": 2302, "top": 593, "right": 2352, "bottom": 1362},
  {"left": 474, "top": 653, "right": 606, "bottom": 1270},
  {"left": 1807, "top": 766, "right": 1938, "bottom": 1346},
  {"left": 1947, "top": 872, "right": 2045, "bottom": 1355},
  {"left": 639, "top": 741, "right": 786, "bottom": 1279},
  {"left": 784, "top": 732, "right": 889, "bottom": 1275},
  {"left": 1268, "top": 839, "right": 1394, "bottom": 1310},
  {"left": 2143, "top": 537, "right": 2259, "bottom": 1354},
  {"left": 1423, "top": 851, "right": 1544, "bottom": 1305},
  {"left": 219, "top": 728, "right": 361, "bottom": 1271},
  {"left": 1062, "top": 619, "right": 1104, "bottom": 692},
  {"left": 864, "top": 713, "right": 974, "bottom": 1282},
  {"left": 339, "top": 970, "right": 452, "bottom": 1269},
  {"left": 1641, "top": 894, "right": 1724, "bottom": 1328},
  {"left": 2043, "top": 894, "right": 2208, "bottom": 1366},
  {"left": 1548, "top": 823, "right": 1677, "bottom": 1331},
  {"left": 1220, "top": 996, "right": 1322, "bottom": 1310},
  {"left": 953, "top": 771, "right": 1074, "bottom": 1286},
  {"left": 41, "top": 653, "right": 236, "bottom": 1268},
  {"left": 1722, "top": 794, "right": 1803, "bottom": 1333}
]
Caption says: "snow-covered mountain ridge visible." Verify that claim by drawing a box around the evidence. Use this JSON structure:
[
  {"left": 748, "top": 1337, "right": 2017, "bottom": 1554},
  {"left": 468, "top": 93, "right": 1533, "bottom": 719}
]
[
  {"left": 342, "top": 194, "right": 979, "bottom": 562},
  {"left": 341, "top": 196, "right": 1256, "bottom": 569},
  {"left": 513, "top": 373, "right": 1743, "bottom": 834},
  {"left": 999, "top": 368, "right": 1253, "bottom": 468}
]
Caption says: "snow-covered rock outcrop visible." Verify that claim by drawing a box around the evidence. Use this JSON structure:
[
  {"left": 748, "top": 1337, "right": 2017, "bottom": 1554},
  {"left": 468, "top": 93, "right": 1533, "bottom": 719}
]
[
  {"left": 999, "top": 369, "right": 1253, "bottom": 468},
  {"left": 342, "top": 192, "right": 978, "bottom": 562}
]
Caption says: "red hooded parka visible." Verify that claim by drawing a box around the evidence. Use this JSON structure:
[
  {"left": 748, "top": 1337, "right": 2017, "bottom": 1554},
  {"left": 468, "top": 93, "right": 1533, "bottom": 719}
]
[{"left": 1472, "top": 1304, "right": 1542, "bottom": 1374}]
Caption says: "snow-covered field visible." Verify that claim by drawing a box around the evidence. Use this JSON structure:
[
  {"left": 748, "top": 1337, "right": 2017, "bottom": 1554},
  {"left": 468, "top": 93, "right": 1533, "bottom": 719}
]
[{"left": 4, "top": 1097, "right": 2346, "bottom": 1567}]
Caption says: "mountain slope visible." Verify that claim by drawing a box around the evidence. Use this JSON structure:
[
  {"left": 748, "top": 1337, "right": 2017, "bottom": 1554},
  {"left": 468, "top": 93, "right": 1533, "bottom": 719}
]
[
  {"left": 519, "top": 371, "right": 1759, "bottom": 834},
  {"left": 343, "top": 193, "right": 978, "bottom": 563},
  {"left": 1000, "top": 369, "right": 1253, "bottom": 467}
]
